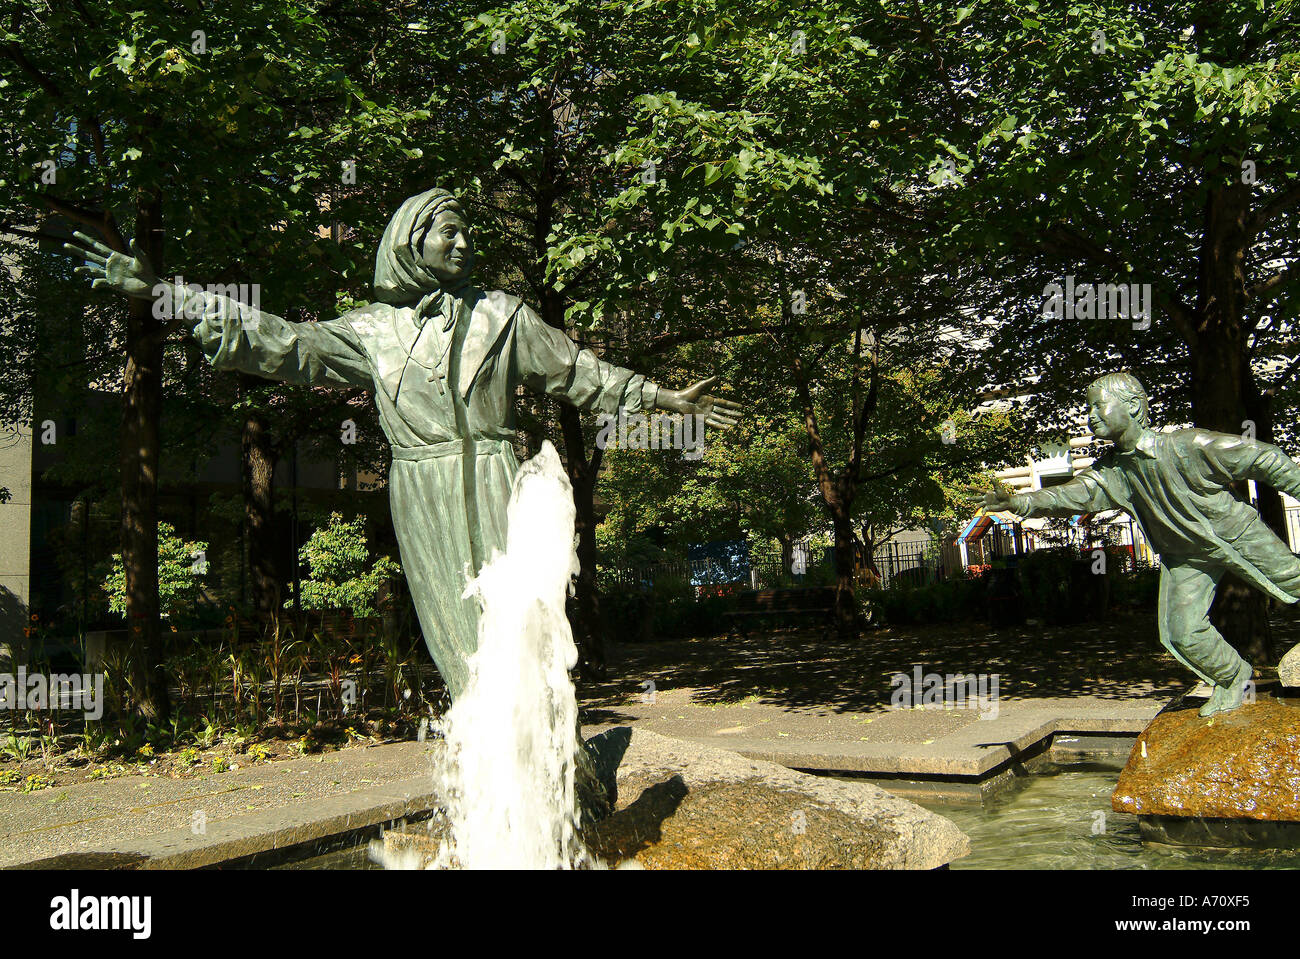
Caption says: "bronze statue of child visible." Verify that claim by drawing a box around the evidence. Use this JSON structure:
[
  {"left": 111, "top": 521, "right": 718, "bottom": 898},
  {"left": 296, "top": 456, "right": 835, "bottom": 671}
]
[{"left": 985, "top": 372, "right": 1300, "bottom": 716}]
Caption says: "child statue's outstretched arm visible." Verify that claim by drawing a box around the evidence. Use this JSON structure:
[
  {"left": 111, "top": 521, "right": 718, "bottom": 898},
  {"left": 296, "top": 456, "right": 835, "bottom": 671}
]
[{"left": 984, "top": 468, "right": 1123, "bottom": 519}]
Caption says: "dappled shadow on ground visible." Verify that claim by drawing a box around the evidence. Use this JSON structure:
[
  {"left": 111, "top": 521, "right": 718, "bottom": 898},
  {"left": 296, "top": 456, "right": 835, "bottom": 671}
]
[{"left": 579, "top": 610, "right": 1300, "bottom": 717}]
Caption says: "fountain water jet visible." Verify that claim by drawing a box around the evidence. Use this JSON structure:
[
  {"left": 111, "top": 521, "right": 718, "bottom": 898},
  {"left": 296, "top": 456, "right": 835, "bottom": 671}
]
[{"left": 430, "top": 441, "right": 589, "bottom": 869}]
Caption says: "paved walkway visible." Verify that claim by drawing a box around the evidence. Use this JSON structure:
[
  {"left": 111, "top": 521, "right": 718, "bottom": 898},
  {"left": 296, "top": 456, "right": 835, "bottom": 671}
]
[
  {"left": 580, "top": 686, "right": 1158, "bottom": 777},
  {"left": 0, "top": 742, "right": 439, "bottom": 868},
  {"left": 574, "top": 610, "right": 1198, "bottom": 774}
]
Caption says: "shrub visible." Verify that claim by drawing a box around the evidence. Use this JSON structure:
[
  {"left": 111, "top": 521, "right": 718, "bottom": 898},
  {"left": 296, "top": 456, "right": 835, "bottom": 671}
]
[
  {"left": 103, "top": 522, "right": 208, "bottom": 622},
  {"left": 867, "top": 551, "right": 1157, "bottom": 628},
  {"left": 1017, "top": 547, "right": 1077, "bottom": 623},
  {"left": 601, "top": 574, "right": 738, "bottom": 640},
  {"left": 863, "top": 574, "right": 987, "bottom": 626},
  {"left": 1111, "top": 566, "right": 1160, "bottom": 609},
  {"left": 600, "top": 581, "right": 654, "bottom": 641},
  {"left": 291, "top": 513, "right": 401, "bottom": 618},
  {"left": 648, "top": 575, "right": 735, "bottom": 638}
]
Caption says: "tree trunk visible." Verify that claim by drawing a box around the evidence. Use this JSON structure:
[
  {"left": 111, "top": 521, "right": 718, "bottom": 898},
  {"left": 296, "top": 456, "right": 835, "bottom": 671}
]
[
  {"left": 120, "top": 199, "right": 168, "bottom": 719},
  {"left": 537, "top": 280, "right": 605, "bottom": 678},
  {"left": 558, "top": 402, "right": 606, "bottom": 679},
  {"left": 240, "top": 397, "right": 282, "bottom": 624},
  {"left": 862, "top": 527, "right": 880, "bottom": 586},
  {"left": 1193, "top": 181, "right": 1275, "bottom": 668},
  {"left": 791, "top": 360, "right": 863, "bottom": 638},
  {"left": 1244, "top": 381, "right": 1288, "bottom": 539},
  {"left": 778, "top": 533, "right": 794, "bottom": 578},
  {"left": 529, "top": 109, "right": 606, "bottom": 679},
  {"left": 830, "top": 508, "right": 857, "bottom": 637}
]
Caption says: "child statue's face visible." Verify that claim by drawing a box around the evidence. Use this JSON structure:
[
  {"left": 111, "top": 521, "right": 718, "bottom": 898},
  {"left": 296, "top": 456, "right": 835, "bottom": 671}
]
[
  {"left": 419, "top": 208, "right": 474, "bottom": 285},
  {"left": 1086, "top": 385, "right": 1136, "bottom": 440}
]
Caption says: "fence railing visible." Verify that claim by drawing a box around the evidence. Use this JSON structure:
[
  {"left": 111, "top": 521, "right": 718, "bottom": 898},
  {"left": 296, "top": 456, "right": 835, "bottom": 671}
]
[
  {"left": 598, "top": 543, "right": 947, "bottom": 592},
  {"left": 597, "top": 528, "right": 1171, "bottom": 596},
  {"left": 599, "top": 557, "right": 746, "bottom": 589},
  {"left": 866, "top": 540, "right": 950, "bottom": 589}
]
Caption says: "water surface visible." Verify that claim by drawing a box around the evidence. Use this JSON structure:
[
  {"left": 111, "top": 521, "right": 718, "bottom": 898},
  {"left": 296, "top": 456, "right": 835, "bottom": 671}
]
[{"left": 915, "top": 763, "right": 1300, "bottom": 870}]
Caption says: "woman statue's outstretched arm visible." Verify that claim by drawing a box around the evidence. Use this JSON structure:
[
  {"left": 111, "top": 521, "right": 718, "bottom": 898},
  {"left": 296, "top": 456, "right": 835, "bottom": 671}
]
[{"left": 65, "top": 230, "right": 372, "bottom": 390}]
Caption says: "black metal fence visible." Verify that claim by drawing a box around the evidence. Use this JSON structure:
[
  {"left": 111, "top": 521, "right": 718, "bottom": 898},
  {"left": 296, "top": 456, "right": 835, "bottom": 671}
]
[
  {"left": 597, "top": 542, "right": 948, "bottom": 592},
  {"left": 865, "top": 540, "right": 953, "bottom": 588},
  {"left": 599, "top": 557, "right": 742, "bottom": 589},
  {"left": 597, "top": 524, "right": 1172, "bottom": 596}
]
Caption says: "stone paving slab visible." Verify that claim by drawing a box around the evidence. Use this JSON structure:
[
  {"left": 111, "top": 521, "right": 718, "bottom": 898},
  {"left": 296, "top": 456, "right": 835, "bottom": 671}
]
[
  {"left": 582, "top": 688, "right": 1160, "bottom": 777},
  {"left": 0, "top": 741, "right": 439, "bottom": 868},
  {"left": 131, "top": 775, "right": 440, "bottom": 869}
]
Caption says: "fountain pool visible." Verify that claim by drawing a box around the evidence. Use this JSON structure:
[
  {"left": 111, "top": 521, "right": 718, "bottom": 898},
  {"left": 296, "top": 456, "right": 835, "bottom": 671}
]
[{"left": 910, "top": 762, "right": 1300, "bottom": 870}]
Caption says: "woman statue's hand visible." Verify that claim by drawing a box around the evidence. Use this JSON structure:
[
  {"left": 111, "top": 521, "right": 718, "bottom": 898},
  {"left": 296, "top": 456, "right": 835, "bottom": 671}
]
[
  {"left": 656, "top": 376, "right": 743, "bottom": 430},
  {"left": 63, "top": 231, "right": 160, "bottom": 300}
]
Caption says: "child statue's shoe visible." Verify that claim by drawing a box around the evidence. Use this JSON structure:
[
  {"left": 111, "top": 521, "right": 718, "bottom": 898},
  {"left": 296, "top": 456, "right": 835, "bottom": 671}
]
[{"left": 1198, "top": 661, "right": 1253, "bottom": 717}]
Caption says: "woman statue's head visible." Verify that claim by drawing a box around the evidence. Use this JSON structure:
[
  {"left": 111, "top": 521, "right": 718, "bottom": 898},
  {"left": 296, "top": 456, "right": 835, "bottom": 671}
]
[{"left": 373, "top": 187, "right": 475, "bottom": 303}]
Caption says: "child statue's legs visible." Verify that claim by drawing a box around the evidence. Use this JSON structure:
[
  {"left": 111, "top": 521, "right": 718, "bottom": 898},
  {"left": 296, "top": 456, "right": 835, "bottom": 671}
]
[{"left": 1157, "top": 560, "right": 1252, "bottom": 716}]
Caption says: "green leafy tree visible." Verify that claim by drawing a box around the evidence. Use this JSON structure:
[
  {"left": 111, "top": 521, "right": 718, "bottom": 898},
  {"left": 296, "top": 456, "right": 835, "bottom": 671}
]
[
  {"left": 526, "top": 3, "right": 950, "bottom": 633},
  {"left": 0, "top": 1, "right": 450, "bottom": 715},
  {"left": 835, "top": 0, "right": 1300, "bottom": 663},
  {"left": 104, "top": 522, "right": 206, "bottom": 622},
  {"left": 291, "top": 512, "right": 400, "bottom": 619},
  {"left": 383, "top": 0, "right": 831, "bottom": 671},
  {"left": 597, "top": 408, "right": 822, "bottom": 564},
  {"left": 590, "top": 0, "right": 1299, "bottom": 653}
]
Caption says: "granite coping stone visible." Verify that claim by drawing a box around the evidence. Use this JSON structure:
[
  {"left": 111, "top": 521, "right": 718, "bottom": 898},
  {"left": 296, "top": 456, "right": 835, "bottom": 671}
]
[{"left": 131, "top": 776, "right": 440, "bottom": 869}]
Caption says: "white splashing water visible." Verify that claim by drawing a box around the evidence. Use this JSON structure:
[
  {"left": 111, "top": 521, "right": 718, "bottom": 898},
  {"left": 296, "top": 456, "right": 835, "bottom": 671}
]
[{"left": 431, "top": 441, "right": 587, "bottom": 869}]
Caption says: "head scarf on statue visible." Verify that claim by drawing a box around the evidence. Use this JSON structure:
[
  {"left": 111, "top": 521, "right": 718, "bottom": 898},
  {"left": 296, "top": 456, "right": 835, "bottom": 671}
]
[{"left": 372, "top": 188, "right": 472, "bottom": 305}]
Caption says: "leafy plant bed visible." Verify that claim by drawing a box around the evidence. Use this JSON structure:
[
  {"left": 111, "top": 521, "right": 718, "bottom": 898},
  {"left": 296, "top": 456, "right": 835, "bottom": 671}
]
[{"left": 0, "top": 713, "right": 437, "bottom": 793}]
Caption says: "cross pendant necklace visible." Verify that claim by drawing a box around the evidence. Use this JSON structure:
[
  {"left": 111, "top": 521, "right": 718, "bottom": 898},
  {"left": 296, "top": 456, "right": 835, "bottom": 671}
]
[
  {"left": 401, "top": 296, "right": 457, "bottom": 395},
  {"left": 400, "top": 336, "right": 448, "bottom": 395}
]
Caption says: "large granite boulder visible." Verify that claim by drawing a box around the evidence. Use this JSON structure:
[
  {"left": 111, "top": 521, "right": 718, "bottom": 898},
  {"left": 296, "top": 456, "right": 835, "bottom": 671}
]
[
  {"left": 1112, "top": 698, "right": 1300, "bottom": 822},
  {"left": 383, "top": 727, "right": 968, "bottom": 869},
  {"left": 1279, "top": 643, "right": 1300, "bottom": 690},
  {"left": 582, "top": 727, "right": 968, "bottom": 869}
]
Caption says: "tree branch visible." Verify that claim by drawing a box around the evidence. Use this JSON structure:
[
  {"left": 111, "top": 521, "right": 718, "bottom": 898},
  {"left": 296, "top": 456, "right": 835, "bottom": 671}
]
[
  {"left": 40, "top": 194, "right": 126, "bottom": 251},
  {"left": 1248, "top": 260, "right": 1300, "bottom": 303},
  {"left": 1250, "top": 181, "right": 1300, "bottom": 235},
  {"left": 1, "top": 41, "right": 63, "bottom": 100}
]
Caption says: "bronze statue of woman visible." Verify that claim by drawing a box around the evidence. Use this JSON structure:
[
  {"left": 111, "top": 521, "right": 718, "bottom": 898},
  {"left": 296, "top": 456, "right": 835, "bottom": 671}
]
[{"left": 66, "top": 187, "right": 740, "bottom": 779}]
